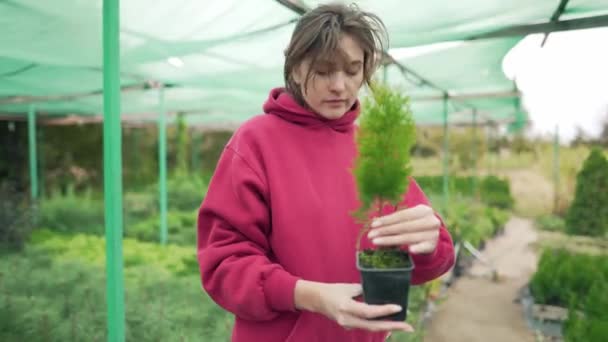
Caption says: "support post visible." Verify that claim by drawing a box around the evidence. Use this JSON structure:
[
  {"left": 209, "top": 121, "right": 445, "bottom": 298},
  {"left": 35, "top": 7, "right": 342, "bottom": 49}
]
[{"left": 102, "top": 0, "right": 126, "bottom": 340}]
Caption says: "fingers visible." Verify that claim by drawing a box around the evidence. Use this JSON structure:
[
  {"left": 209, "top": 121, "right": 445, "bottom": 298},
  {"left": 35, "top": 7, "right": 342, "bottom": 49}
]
[
  {"left": 409, "top": 240, "right": 437, "bottom": 254},
  {"left": 343, "top": 315, "right": 414, "bottom": 332},
  {"left": 335, "top": 302, "right": 415, "bottom": 332},
  {"left": 343, "top": 300, "right": 402, "bottom": 320},
  {"left": 343, "top": 283, "right": 363, "bottom": 298},
  {"left": 368, "top": 215, "right": 440, "bottom": 238},
  {"left": 372, "top": 229, "right": 439, "bottom": 246},
  {"left": 371, "top": 204, "right": 432, "bottom": 227}
]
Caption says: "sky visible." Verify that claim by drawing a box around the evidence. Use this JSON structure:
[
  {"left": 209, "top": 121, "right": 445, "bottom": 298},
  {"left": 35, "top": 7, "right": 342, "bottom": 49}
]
[
  {"left": 502, "top": 27, "right": 608, "bottom": 142},
  {"left": 390, "top": 27, "right": 608, "bottom": 143}
]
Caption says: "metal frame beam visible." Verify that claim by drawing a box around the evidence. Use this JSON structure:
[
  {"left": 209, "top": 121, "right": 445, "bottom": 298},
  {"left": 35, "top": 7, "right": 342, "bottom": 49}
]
[
  {"left": 541, "top": 0, "right": 571, "bottom": 46},
  {"left": 411, "top": 90, "right": 520, "bottom": 102},
  {"left": 468, "top": 14, "right": 608, "bottom": 41}
]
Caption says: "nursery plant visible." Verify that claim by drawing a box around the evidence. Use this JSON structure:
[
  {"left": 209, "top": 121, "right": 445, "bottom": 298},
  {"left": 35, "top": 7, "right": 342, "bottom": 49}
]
[
  {"left": 352, "top": 82, "right": 417, "bottom": 321},
  {"left": 565, "top": 147, "right": 608, "bottom": 237}
]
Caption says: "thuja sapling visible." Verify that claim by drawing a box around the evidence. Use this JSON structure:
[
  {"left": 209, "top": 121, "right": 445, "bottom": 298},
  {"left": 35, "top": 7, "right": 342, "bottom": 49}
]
[{"left": 351, "top": 82, "right": 417, "bottom": 321}]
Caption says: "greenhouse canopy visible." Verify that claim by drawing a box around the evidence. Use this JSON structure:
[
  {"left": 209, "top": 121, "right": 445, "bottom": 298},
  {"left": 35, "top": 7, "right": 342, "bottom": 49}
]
[{"left": 1, "top": 0, "right": 608, "bottom": 125}]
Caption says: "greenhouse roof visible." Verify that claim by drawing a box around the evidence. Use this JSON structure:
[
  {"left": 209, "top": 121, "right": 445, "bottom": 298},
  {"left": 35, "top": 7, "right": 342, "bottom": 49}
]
[{"left": 1, "top": 0, "right": 608, "bottom": 127}]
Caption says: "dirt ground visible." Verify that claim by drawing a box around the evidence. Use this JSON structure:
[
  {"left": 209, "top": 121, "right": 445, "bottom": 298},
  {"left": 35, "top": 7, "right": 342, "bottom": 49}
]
[{"left": 424, "top": 217, "right": 539, "bottom": 342}]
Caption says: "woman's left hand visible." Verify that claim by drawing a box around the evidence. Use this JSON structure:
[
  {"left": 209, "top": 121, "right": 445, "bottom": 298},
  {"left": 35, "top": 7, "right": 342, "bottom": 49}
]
[{"left": 367, "top": 204, "right": 441, "bottom": 254}]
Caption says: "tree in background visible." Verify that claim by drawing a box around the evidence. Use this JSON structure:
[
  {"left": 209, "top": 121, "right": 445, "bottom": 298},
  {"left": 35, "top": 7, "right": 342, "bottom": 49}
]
[{"left": 565, "top": 148, "right": 608, "bottom": 237}]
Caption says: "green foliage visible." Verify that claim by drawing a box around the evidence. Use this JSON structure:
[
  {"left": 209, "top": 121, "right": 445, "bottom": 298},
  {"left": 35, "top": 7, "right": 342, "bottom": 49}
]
[
  {"left": 414, "top": 176, "right": 475, "bottom": 197},
  {"left": 448, "top": 129, "right": 485, "bottom": 171},
  {"left": 0, "top": 181, "right": 34, "bottom": 250},
  {"left": 0, "top": 242, "right": 231, "bottom": 341},
  {"left": 37, "top": 175, "right": 206, "bottom": 245},
  {"left": 415, "top": 175, "right": 513, "bottom": 210},
  {"left": 563, "top": 281, "right": 608, "bottom": 342},
  {"left": 127, "top": 210, "right": 197, "bottom": 246},
  {"left": 510, "top": 133, "right": 535, "bottom": 154},
  {"left": 167, "top": 175, "right": 207, "bottom": 211},
  {"left": 359, "top": 248, "right": 411, "bottom": 269},
  {"left": 530, "top": 248, "right": 608, "bottom": 341},
  {"left": 536, "top": 214, "right": 566, "bottom": 232},
  {"left": 479, "top": 175, "right": 514, "bottom": 209},
  {"left": 38, "top": 186, "right": 105, "bottom": 235},
  {"left": 530, "top": 249, "right": 608, "bottom": 309},
  {"left": 565, "top": 148, "right": 608, "bottom": 237},
  {"left": 140, "top": 174, "right": 208, "bottom": 212},
  {"left": 30, "top": 229, "right": 199, "bottom": 276},
  {"left": 353, "top": 83, "right": 416, "bottom": 220},
  {"left": 444, "top": 197, "right": 508, "bottom": 248}
]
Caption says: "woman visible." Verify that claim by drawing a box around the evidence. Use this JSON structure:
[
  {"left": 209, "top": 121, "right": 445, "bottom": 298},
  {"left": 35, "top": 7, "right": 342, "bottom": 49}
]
[{"left": 197, "top": 3, "right": 455, "bottom": 341}]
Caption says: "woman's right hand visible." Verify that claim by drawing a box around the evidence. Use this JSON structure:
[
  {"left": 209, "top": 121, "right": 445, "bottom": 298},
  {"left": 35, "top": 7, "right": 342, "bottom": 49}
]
[{"left": 294, "top": 280, "right": 414, "bottom": 332}]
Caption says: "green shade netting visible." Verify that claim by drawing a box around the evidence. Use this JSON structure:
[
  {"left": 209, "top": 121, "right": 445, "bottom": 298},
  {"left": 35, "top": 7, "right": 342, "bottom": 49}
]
[
  {"left": 1, "top": 0, "right": 607, "bottom": 126},
  {"left": 303, "top": 0, "right": 608, "bottom": 46}
]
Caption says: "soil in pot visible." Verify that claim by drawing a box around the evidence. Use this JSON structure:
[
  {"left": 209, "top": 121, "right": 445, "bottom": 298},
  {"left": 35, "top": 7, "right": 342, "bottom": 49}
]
[{"left": 357, "top": 248, "right": 415, "bottom": 321}]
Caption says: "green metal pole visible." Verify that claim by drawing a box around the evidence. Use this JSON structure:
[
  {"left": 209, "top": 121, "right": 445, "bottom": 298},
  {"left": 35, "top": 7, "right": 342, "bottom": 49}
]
[
  {"left": 158, "top": 85, "right": 168, "bottom": 245},
  {"left": 27, "top": 105, "right": 38, "bottom": 200},
  {"left": 553, "top": 125, "right": 560, "bottom": 213},
  {"left": 472, "top": 109, "right": 478, "bottom": 197},
  {"left": 102, "top": 0, "right": 125, "bottom": 341},
  {"left": 442, "top": 94, "right": 449, "bottom": 213}
]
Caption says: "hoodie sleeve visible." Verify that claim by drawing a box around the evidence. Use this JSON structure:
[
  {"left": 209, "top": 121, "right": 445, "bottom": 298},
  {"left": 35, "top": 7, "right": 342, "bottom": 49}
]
[
  {"left": 197, "top": 145, "right": 300, "bottom": 321},
  {"left": 402, "top": 178, "right": 456, "bottom": 285}
]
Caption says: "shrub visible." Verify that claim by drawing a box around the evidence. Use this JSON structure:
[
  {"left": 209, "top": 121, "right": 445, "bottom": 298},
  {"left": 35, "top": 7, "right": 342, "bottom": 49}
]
[
  {"left": 127, "top": 210, "right": 196, "bottom": 246},
  {"left": 0, "top": 181, "right": 34, "bottom": 250},
  {"left": 479, "top": 175, "right": 514, "bottom": 209},
  {"left": 536, "top": 214, "right": 566, "bottom": 232},
  {"left": 0, "top": 240, "right": 231, "bottom": 341},
  {"left": 530, "top": 249, "right": 608, "bottom": 308},
  {"left": 38, "top": 186, "right": 104, "bottom": 234},
  {"left": 565, "top": 148, "right": 608, "bottom": 237},
  {"left": 445, "top": 198, "right": 509, "bottom": 248}
]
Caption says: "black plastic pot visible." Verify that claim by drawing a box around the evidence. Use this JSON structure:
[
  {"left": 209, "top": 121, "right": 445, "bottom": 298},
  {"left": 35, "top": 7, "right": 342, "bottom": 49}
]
[{"left": 356, "top": 251, "right": 415, "bottom": 321}]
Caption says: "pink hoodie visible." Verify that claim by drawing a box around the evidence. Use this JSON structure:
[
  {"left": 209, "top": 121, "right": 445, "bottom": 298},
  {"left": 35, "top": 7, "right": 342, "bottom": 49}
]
[{"left": 197, "top": 88, "right": 455, "bottom": 342}]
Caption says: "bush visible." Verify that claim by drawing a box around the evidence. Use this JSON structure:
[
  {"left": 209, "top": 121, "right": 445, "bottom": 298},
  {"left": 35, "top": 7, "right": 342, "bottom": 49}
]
[
  {"left": 38, "top": 187, "right": 104, "bottom": 234},
  {"left": 143, "top": 175, "right": 207, "bottom": 212},
  {"left": 0, "top": 240, "right": 231, "bottom": 341},
  {"left": 30, "top": 229, "right": 199, "bottom": 276},
  {"left": 445, "top": 198, "right": 509, "bottom": 249},
  {"left": 530, "top": 248, "right": 608, "bottom": 341},
  {"left": 536, "top": 214, "right": 566, "bottom": 232},
  {"left": 416, "top": 175, "right": 513, "bottom": 210},
  {"left": 38, "top": 176, "right": 205, "bottom": 245},
  {"left": 0, "top": 181, "right": 34, "bottom": 250},
  {"left": 530, "top": 249, "right": 608, "bottom": 309},
  {"left": 565, "top": 148, "right": 608, "bottom": 237},
  {"left": 479, "top": 175, "right": 514, "bottom": 209},
  {"left": 127, "top": 210, "right": 197, "bottom": 246},
  {"left": 563, "top": 281, "right": 608, "bottom": 342},
  {"left": 416, "top": 176, "right": 475, "bottom": 198}
]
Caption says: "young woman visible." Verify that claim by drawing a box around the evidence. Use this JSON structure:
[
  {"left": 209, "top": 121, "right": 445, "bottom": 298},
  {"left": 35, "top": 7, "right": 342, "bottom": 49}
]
[{"left": 197, "top": 4, "right": 455, "bottom": 341}]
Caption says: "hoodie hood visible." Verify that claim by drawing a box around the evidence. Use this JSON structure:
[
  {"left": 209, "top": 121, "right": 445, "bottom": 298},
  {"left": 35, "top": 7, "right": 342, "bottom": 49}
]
[{"left": 262, "top": 87, "right": 359, "bottom": 133}]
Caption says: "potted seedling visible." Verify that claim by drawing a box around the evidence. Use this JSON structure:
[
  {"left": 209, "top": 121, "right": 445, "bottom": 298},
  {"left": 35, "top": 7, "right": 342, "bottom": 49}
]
[{"left": 352, "top": 82, "right": 417, "bottom": 321}]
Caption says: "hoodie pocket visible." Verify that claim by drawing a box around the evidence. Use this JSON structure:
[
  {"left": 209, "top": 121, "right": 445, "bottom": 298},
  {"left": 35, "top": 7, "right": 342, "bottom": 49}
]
[{"left": 284, "top": 312, "right": 317, "bottom": 342}]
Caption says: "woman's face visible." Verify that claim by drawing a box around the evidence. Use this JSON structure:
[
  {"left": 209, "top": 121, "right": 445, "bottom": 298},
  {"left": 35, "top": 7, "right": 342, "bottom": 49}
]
[{"left": 292, "top": 34, "right": 365, "bottom": 120}]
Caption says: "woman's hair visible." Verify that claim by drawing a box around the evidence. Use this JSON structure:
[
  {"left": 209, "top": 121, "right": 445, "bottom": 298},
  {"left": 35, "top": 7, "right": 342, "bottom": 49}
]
[{"left": 283, "top": 3, "right": 388, "bottom": 101}]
